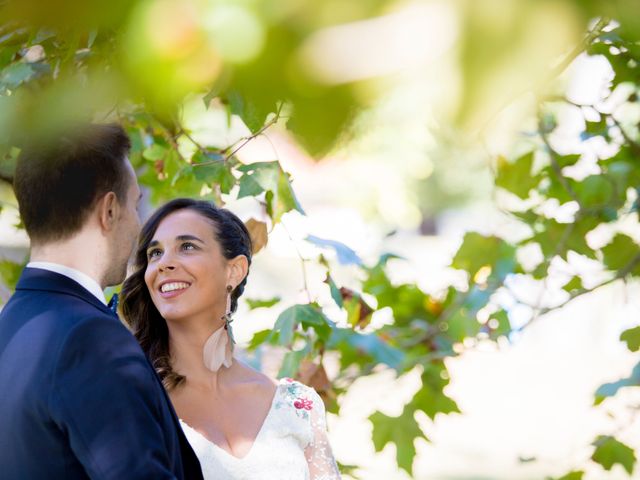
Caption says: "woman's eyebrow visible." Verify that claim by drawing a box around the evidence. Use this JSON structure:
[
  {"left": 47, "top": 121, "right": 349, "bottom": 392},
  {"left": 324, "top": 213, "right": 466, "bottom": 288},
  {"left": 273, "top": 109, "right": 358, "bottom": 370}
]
[{"left": 176, "top": 234, "right": 205, "bottom": 243}]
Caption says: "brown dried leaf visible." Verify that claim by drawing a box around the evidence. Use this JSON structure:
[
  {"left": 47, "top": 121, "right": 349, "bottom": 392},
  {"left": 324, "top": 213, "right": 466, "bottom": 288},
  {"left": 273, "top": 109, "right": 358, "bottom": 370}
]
[
  {"left": 245, "top": 218, "right": 268, "bottom": 254},
  {"left": 296, "top": 360, "right": 336, "bottom": 409}
]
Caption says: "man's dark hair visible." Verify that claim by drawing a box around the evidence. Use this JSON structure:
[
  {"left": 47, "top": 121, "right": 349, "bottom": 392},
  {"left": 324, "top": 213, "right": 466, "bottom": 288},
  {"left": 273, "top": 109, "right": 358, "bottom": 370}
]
[{"left": 13, "top": 123, "right": 131, "bottom": 244}]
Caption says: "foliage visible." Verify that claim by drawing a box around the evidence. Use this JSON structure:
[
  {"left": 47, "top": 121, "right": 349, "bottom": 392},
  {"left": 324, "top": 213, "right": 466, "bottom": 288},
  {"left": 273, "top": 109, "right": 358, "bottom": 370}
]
[{"left": 1, "top": 1, "right": 640, "bottom": 478}]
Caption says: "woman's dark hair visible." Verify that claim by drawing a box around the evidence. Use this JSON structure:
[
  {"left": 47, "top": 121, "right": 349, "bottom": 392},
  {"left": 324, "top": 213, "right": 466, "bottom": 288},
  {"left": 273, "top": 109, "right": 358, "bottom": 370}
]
[{"left": 120, "top": 198, "right": 253, "bottom": 390}]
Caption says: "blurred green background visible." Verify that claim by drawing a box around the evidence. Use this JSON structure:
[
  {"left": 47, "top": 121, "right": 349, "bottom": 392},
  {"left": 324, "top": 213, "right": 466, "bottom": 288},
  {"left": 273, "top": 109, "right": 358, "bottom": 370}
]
[{"left": 1, "top": 1, "right": 640, "bottom": 478}]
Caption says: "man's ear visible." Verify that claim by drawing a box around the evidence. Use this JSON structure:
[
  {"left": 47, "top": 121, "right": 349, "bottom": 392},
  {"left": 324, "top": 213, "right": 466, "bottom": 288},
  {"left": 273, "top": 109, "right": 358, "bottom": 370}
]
[
  {"left": 97, "top": 192, "right": 120, "bottom": 233},
  {"left": 227, "top": 255, "right": 249, "bottom": 289}
]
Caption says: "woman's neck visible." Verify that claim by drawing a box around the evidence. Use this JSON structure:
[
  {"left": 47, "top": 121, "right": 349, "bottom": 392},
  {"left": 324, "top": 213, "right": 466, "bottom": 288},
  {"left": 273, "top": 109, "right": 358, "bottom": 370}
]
[{"left": 168, "top": 316, "right": 230, "bottom": 389}]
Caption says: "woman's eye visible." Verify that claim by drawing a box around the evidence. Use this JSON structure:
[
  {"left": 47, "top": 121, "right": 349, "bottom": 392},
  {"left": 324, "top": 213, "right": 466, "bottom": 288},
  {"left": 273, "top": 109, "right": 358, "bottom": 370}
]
[
  {"left": 147, "top": 248, "right": 162, "bottom": 259},
  {"left": 182, "top": 242, "right": 197, "bottom": 251}
]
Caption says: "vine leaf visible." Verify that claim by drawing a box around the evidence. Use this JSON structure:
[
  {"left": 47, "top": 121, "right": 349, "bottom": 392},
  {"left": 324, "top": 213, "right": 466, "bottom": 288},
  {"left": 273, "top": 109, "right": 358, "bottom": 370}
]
[
  {"left": 274, "top": 304, "right": 332, "bottom": 345},
  {"left": 495, "top": 151, "right": 537, "bottom": 199},
  {"left": 620, "top": 326, "right": 640, "bottom": 352},
  {"left": 237, "top": 161, "right": 304, "bottom": 222},
  {"left": 591, "top": 436, "right": 636, "bottom": 475},
  {"left": 546, "top": 471, "right": 584, "bottom": 480},
  {"left": 602, "top": 234, "right": 640, "bottom": 274},
  {"left": 245, "top": 297, "right": 281, "bottom": 309},
  {"left": 452, "top": 232, "right": 516, "bottom": 278},
  {"left": 192, "top": 152, "right": 235, "bottom": 194},
  {"left": 370, "top": 406, "right": 426, "bottom": 475}
]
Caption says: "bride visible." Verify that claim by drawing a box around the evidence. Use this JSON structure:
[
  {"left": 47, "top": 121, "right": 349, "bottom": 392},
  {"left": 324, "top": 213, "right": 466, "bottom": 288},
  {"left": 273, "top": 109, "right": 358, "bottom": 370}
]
[{"left": 120, "top": 198, "right": 340, "bottom": 480}]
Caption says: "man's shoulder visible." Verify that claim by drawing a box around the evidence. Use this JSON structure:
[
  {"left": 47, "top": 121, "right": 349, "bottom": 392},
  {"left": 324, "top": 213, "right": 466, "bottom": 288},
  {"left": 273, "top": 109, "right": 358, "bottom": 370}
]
[
  {"left": 0, "top": 288, "right": 133, "bottom": 358},
  {"left": 2, "top": 287, "right": 111, "bottom": 325}
]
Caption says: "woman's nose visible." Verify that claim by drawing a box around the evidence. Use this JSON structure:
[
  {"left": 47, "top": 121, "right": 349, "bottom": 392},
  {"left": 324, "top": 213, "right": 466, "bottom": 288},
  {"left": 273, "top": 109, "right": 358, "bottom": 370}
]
[{"left": 158, "top": 256, "right": 176, "bottom": 272}]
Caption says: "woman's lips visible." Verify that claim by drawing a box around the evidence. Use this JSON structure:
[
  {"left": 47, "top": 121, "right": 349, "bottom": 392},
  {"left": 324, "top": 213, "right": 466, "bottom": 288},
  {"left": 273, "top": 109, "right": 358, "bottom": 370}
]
[{"left": 158, "top": 281, "right": 191, "bottom": 299}]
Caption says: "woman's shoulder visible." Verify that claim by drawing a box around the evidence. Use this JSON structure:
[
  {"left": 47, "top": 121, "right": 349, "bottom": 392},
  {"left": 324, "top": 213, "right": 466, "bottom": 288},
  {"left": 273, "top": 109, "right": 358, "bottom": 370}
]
[
  {"left": 275, "top": 378, "right": 324, "bottom": 418},
  {"left": 230, "top": 360, "right": 279, "bottom": 397}
]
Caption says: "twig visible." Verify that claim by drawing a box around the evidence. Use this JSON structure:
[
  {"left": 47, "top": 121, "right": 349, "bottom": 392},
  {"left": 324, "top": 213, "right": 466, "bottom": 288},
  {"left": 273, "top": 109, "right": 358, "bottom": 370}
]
[
  {"left": 175, "top": 124, "right": 214, "bottom": 155},
  {"left": 280, "top": 218, "right": 312, "bottom": 303},
  {"left": 611, "top": 116, "right": 640, "bottom": 155},
  {"left": 517, "top": 252, "right": 640, "bottom": 330},
  {"left": 193, "top": 102, "right": 284, "bottom": 168}
]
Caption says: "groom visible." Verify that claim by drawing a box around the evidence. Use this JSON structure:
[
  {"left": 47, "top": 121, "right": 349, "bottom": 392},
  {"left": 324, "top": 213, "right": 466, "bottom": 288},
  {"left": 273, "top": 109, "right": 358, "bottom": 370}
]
[{"left": 0, "top": 124, "right": 203, "bottom": 479}]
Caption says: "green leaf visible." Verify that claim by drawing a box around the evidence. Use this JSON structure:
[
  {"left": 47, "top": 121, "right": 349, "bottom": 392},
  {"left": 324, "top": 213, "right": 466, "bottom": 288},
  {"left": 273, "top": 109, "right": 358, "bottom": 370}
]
[
  {"left": 226, "top": 89, "right": 276, "bottom": 134},
  {"left": 412, "top": 382, "right": 460, "bottom": 420},
  {"left": 274, "top": 169, "right": 304, "bottom": 221},
  {"left": 557, "top": 154, "right": 581, "bottom": 168},
  {"left": 329, "top": 328, "right": 404, "bottom": 371},
  {"left": 306, "top": 235, "right": 361, "bottom": 266},
  {"left": 547, "top": 471, "right": 584, "bottom": 480},
  {"left": 591, "top": 436, "right": 636, "bottom": 475},
  {"left": 278, "top": 350, "right": 305, "bottom": 378},
  {"left": 487, "top": 310, "right": 511, "bottom": 338},
  {"left": 324, "top": 274, "right": 343, "bottom": 308},
  {"left": 237, "top": 162, "right": 303, "bottom": 221},
  {"left": 274, "top": 304, "right": 332, "bottom": 345},
  {"left": 247, "top": 329, "right": 273, "bottom": 350},
  {"left": 620, "top": 326, "right": 640, "bottom": 352},
  {"left": 0, "top": 259, "right": 24, "bottom": 291},
  {"left": 245, "top": 297, "right": 281, "bottom": 310},
  {"left": 237, "top": 173, "right": 265, "bottom": 198},
  {"left": 142, "top": 144, "right": 168, "bottom": 161},
  {"left": 286, "top": 85, "right": 356, "bottom": 157},
  {"left": 445, "top": 308, "right": 480, "bottom": 343},
  {"left": 585, "top": 117, "right": 609, "bottom": 139},
  {"left": 562, "top": 276, "right": 583, "bottom": 293},
  {"left": 452, "top": 232, "right": 516, "bottom": 277},
  {"left": 571, "top": 175, "right": 614, "bottom": 208},
  {"left": 192, "top": 152, "right": 235, "bottom": 194},
  {"left": 594, "top": 362, "right": 640, "bottom": 405},
  {"left": 370, "top": 406, "right": 426, "bottom": 475},
  {"left": 0, "top": 63, "right": 34, "bottom": 89},
  {"left": 602, "top": 234, "right": 640, "bottom": 274},
  {"left": 495, "top": 152, "right": 538, "bottom": 199},
  {"left": 533, "top": 217, "right": 598, "bottom": 260}
]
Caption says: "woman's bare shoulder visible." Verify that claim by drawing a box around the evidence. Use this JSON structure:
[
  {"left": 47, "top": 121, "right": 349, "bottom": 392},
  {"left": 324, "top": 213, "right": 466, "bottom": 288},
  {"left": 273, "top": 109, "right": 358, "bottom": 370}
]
[{"left": 231, "top": 359, "right": 278, "bottom": 395}]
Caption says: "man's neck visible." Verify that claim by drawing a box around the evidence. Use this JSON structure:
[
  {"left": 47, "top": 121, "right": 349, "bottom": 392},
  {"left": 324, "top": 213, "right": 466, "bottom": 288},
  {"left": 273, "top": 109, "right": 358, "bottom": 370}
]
[{"left": 30, "top": 231, "right": 106, "bottom": 289}]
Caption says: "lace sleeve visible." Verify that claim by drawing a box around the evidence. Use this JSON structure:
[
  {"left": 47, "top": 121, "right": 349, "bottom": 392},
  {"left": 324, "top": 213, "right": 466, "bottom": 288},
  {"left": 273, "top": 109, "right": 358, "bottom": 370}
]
[{"left": 304, "top": 388, "right": 341, "bottom": 480}]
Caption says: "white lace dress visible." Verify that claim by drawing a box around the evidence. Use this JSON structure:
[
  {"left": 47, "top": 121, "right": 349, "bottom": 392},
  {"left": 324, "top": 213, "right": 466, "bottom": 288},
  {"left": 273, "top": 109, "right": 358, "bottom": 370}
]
[{"left": 179, "top": 378, "right": 341, "bottom": 480}]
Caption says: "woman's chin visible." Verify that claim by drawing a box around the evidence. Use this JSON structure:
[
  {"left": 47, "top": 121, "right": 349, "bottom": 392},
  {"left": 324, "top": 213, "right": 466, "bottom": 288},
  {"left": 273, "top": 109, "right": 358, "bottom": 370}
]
[{"left": 157, "top": 306, "right": 190, "bottom": 323}]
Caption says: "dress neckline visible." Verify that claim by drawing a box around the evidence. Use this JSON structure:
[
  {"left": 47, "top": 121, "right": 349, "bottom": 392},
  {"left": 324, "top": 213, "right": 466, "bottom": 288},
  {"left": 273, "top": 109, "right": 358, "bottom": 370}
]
[{"left": 179, "top": 380, "right": 282, "bottom": 461}]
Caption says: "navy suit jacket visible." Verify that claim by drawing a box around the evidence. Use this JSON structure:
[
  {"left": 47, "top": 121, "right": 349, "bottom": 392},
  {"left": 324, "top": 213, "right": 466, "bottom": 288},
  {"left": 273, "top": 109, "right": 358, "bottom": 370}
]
[{"left": 0, "top": 268, "right": 203, "bottom": 480}]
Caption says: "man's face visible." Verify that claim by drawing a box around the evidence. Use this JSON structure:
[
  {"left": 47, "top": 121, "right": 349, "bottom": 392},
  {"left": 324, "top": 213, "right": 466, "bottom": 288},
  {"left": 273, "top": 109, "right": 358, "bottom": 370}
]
[{"left": 104, "top": 158, "right": 142, "bottom": 286}]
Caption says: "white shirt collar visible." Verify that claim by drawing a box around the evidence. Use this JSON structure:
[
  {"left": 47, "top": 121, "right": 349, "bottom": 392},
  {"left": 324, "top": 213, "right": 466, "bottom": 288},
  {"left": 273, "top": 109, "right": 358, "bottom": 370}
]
[{"left": 26, "top": 261, "right": 107, "bottom": 305}]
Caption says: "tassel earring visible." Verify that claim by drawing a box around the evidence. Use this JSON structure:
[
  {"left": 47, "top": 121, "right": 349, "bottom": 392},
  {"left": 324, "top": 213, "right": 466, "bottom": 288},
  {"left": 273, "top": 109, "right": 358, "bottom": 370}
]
[
  {"left": 223, "top": 284, "right": 236, "bottom": 346},
  {"left": 202, "top": 284, "right": 236, "bottom": 371}
]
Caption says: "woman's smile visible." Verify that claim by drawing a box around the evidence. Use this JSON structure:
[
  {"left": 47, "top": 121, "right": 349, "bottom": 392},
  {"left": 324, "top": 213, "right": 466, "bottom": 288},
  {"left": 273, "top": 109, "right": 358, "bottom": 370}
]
[{"left": 158, "top": 280, "right": 192, "bottom": 298}]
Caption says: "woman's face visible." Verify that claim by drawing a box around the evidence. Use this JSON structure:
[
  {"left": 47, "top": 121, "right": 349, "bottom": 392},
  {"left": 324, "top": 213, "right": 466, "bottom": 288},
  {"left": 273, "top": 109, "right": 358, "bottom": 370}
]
[{"left": 144, "top": 209, "right": 231, "bottom": 324}]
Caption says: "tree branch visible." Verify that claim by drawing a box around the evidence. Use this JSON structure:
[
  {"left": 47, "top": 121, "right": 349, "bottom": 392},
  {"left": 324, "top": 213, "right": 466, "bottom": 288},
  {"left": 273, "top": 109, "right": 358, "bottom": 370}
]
[
  {"left": 193, "top": 102, "right": 284, "bottom": 168},
  {"left": 517, "top": 251, "right": 640, "bottom": 332}
]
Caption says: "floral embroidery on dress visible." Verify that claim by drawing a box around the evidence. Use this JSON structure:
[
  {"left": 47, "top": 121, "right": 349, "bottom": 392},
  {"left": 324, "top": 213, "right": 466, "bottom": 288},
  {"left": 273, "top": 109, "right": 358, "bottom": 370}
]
[
  {"left": 294, "top": 398, "right": 313, "bottom": 410},
  {"left": 275, "top": 378, "right": 314, "bottom": 420}
]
